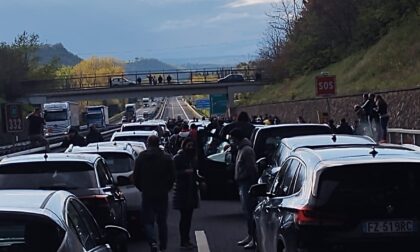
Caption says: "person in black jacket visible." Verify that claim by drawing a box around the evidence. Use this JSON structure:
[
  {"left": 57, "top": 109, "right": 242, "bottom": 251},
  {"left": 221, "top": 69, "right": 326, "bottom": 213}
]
[
  {"left": 219, "top": 111, "right": 255, "bottom": 140},
  {"left": 61, "top": 127, "right": 86, "bottom": 148},
  {"left": 86, "top": 124, "right": 104, "bottom": 144},
  {"left": 133, "top": 135, "right": 175, "bottom": 252},
  {"left": 172, "top": 138, "right": 200, "bottom": 250}
]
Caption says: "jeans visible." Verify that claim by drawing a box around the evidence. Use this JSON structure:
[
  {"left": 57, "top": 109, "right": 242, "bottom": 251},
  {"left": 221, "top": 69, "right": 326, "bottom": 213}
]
[
  {"left": 141, "top": 194, "right": 168, "bottom": 250},
  {"left": 238, "top": 180, "right": 257, "bottom": 237},
  {"left": 179, "top": 208, "right": 194, "bottom": 244}
]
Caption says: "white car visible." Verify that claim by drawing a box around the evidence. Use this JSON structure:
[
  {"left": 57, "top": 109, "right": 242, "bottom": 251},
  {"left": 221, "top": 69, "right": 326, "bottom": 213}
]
[
  {"left": 110, "top": 77, "right": 136, "bottom": 87},
  {"left": 111, "top": 130, "right": 158, "bottom": 144}
]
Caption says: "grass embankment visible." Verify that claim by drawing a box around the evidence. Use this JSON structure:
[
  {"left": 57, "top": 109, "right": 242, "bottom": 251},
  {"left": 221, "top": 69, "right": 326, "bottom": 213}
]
[{"left": 242, "top": 14, "right": 420, "bottom": 105}]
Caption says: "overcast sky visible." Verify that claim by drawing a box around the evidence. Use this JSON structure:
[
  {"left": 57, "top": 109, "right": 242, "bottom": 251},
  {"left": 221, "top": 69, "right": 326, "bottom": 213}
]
[{"left": 0, "top": 0, "right": 275, "bottom": 62}]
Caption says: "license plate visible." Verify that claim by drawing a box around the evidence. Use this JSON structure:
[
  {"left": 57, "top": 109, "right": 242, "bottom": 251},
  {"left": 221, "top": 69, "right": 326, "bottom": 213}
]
[{"left": 363, "top": 220, "right": 416, "bottom": 233}]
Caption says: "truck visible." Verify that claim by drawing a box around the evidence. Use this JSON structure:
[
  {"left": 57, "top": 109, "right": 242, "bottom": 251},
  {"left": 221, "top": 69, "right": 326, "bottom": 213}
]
[
  {"left": 86, "top": 105, "right": 109, "bottom": 128},
  {"left": 124, "top": 103, "right": 137, "bottom": 123},
  {"left": 43, "top": 102, "right": 80, "bottom": 135}
]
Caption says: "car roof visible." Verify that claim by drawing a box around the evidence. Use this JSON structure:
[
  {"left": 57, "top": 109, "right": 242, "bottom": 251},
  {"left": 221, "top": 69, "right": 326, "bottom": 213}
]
[
  {"left": 293, "top": 145, "right": 420, "bottom": 170},
  {"left": 0, "top": 153, "right": 101, "bottom": 165},
  {"left": 112, "top": 130, "right": 158, "bottom": 137},
  {"left": 0, "top": 190, "right": 73, "bottom": 228},
  {"left": 88, "top": 141, "right": 146, "bottom": 149},
  {"left": 66, "top": 144, "right": 136, "bottom": 158},
  {"left": 281, "top": 134, "right": 376, "bottom": 150}
]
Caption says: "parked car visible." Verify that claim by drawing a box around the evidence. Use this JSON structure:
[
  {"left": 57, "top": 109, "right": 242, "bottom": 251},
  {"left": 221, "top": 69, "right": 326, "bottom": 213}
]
[
  {"left": 251, "top": 145, "right": 420, "bottom": 252},
  {"left": 65, "top": 143, "right": 142, "bottom": 233},
  {"left": 109, "top": 77, "right": 136, "bottom": 87},
  {"left": 110, "top": 130, "right": 158, "bottom": 144},
  {"left": 0, "top": 153, "right": 128, "bottom": 251},
  {"left": 258, "top": 134, "right": 376, "bottom": 187},
  {"left": 120, "top": 122, "right": 165, "bottom": 138},
  {"left": 0, "top": 190, "right": 129, "bottom": 252},
  {"left": 217, "top": 74, "right": 245, "bottom": 83}
]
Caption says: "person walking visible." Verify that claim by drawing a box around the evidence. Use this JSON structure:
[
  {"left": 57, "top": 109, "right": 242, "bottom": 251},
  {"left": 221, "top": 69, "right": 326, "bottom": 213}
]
[
  {"left": 133, "top": 135, "right": 175, "bottom": 252},
  {"left": 158, "top": 75, "right": 163, "bottom": 84},
  {"left": 85, "top": 124, "right": 104, "bottom": 144},
  {"left": 166, "top": 75, "right": 172, "bottom": 84},
  {"left": 375, "top": 95, "right": 389, "bottom": 142},
  {"left": 336, "top": 118, "right": 353, "bottom": 134},
  {"left": 26, "top": 108, "right": 50, "bottom": 152},
  {"left": 172, "top": 138, "right": 200, "bottom": 250},
  {"left": 229, "top": 128, "right": 258, "bottom": 249},
  {"left": 60, "top": 127, "right": 87, "bottom": 148}
]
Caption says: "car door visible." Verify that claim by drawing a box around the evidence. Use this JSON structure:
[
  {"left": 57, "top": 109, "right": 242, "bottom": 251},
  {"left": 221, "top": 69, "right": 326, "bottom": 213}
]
[
  {"left": 96, "top": 159, "right": 127, "bottom": 228},
  {"left": 66, "top": 198, "right": 111, "bottom": 252}
]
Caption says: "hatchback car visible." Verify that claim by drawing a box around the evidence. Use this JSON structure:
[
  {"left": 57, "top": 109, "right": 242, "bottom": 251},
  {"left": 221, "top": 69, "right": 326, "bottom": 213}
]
[
  {"left": 66, "top": 143, "right": 143, "bottom": 232},
  {"left": 0, "top": 154, "right": 128, "bottom": 233},
  {"left": 0, "top": 190, "right": 129, "bottom": 252},
  {"left": 217, "top": 74, "right": 245, "bottom": 83},
  {"left": 251, "top": 145, "right": 420, "bottom": 252}
]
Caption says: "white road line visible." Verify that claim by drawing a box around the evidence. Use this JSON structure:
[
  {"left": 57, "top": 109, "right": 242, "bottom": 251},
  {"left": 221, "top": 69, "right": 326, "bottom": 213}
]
[
  {"left": 195, "top": 230, "right": 211, "bottom": 252},
  {"left": 171, "top": 102, "right": 175, "bottom": 119},
  {"left": 176, "top": 97, "right": 190, "bottom": 120}
]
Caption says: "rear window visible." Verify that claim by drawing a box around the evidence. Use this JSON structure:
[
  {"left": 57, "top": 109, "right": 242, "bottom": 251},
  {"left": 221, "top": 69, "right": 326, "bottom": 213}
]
[
  {"left": 122, "top": 125, "right": 159, "bottom": 132},
  {"left": 0, "top": 214, "right": 65, "bottom": 252},
  {"left": 0, "top": 162, "right": 97, "bottom": 190},
  {"left": 99, "top": 153, "right": 134, "bottom": 173},
  {"left": 317, "top": 163, "right": 420, "bottom": 209},
  {"left": 113, "top": 136, "right": 149, "bottom": 143}
]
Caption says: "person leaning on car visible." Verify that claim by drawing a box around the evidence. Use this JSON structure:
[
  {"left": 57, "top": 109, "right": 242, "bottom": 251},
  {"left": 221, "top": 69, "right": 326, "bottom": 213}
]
[
  {"left": 229, "top": 128, "right": 258, "bottom": 249},
  {"left": 133, "top": 135, "right": 175, "bottom": 252}
]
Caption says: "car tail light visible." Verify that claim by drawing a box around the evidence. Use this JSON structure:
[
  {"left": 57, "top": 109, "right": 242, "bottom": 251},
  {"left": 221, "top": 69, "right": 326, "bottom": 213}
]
[
  {"left": 80, "top": 195, "right": 110, "bottom": 208},
  {"left": 295, "top": 208, "right": 344, "bottom": 226}
]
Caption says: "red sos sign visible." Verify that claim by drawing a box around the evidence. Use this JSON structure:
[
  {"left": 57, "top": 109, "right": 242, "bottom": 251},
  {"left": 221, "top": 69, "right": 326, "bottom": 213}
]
[{"left": 315, "top": 75, "right": 336, "bottom": 96}]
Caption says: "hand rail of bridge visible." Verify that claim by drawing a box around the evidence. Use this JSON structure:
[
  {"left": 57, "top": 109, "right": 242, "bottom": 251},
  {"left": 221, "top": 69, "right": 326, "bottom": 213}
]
[
  {"left": 19, "top": 68, "right": 270, "bottom": 94},
  {"left": 387, "top": 128, "right": 420, "bottom": 146}
]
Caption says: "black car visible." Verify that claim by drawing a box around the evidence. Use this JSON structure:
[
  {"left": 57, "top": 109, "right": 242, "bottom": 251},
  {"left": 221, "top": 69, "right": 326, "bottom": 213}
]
[
  {"left": 0, "top": 153, "right": 128, "bottom": 231},
  {"left": 251, "top": 145, "right": 420, "bottom": 252},
  {"left": 217, "top": 74, "right": 245, "bottom": 83}
]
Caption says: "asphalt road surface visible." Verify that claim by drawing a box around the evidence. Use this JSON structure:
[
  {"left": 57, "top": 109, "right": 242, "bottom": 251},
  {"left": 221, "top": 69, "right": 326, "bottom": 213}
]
[
  {"left": 160, "top": 97, "right": 201, "bottom": 121},
  {"left": 128, "top": 194, "right": 247, "bottom": 252}
]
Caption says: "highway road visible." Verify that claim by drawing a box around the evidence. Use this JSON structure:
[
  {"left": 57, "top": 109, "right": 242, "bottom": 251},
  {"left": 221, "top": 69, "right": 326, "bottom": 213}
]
[{"left": 160, "top": 97, "right": 202, "bottom": 121}]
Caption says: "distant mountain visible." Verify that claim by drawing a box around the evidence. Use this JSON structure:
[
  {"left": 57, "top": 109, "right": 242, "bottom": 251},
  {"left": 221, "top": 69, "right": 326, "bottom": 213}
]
[
  {"left": 163, "top": 54, "right": 257, "bottom": 68},
  {"left": 125, "top": 58, "right": 178, "bottom": 73},
  {"left": 35, "top": 43, "right": 82, "bottom": 66}
]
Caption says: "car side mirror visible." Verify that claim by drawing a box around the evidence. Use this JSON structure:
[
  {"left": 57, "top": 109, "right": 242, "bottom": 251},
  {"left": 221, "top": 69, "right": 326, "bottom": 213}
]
[
  {"left": 116, "top": 176, "right": 131, "bottom": 186},
  {"left": 256, "top": 157, "right": 268, "bottom": 173},
  {"left": 104, "top": 225, "right": 130, "bottom": 244},
  {"left": 249, "top": 183, "right": 270, "bottom": 197}
]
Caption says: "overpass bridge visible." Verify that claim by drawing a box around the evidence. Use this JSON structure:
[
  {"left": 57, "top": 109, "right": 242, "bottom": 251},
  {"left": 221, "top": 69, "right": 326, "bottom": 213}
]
[{"left": 17, "top": 68, "right": 272, "bottom": 108}]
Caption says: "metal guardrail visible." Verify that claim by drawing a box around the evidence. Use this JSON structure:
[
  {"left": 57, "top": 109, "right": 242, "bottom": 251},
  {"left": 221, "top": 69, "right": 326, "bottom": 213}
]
[{"left": 388, "top": 128, "right": 420, "bottom": 146}]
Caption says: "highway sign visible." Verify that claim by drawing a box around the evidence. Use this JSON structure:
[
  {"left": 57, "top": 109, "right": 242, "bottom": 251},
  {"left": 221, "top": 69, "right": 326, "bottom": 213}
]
[
  {"left": 4, "top": 103, "right": 23, "bottom": 133},
  {"left": 210, "top": 94, "right": 228, "bottom": 116},
  {"left": 315, "top": 75, "right": 336, "bottom": 96},
  {"left": 195, "top": 99, "right": 210, "bottom": 109}
]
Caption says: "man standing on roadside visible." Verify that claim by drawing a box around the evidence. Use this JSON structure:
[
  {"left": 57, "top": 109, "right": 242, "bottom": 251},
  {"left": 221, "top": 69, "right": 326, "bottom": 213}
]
[
  {"left": 26, "top": 108, "right": 49, "bottom": 152},
  {"left": 229, "top": 128, "right": 258, "bottom": 250},
  {"left": 133, "top": 135, "right": 175, "bottom": 252}
]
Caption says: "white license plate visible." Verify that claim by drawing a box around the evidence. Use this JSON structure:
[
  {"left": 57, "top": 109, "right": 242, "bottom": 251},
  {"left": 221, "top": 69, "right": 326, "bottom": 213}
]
[{"left": 363, "top": 220, "right": 416, "bottom": 233}]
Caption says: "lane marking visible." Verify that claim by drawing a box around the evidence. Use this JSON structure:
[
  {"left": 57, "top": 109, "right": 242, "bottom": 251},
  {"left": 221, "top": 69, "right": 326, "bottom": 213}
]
[
  {"left": 171, "top": 100, "right": 175, "bottom": 119},
  {"left": 195, "top": 230, "right": 211, "bottom": 252},
  {"left": 176, "top": 97, "right": 190, "bottom": 120}
]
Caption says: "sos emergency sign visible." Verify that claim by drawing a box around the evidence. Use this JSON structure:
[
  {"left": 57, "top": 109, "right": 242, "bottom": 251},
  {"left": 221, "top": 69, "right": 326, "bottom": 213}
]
[{"left": 315, "top": 75, "right": 336, "bottom": 96}]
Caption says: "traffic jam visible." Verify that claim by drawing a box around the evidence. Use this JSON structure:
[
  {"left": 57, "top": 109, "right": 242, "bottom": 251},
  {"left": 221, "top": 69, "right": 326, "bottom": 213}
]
[{"left": 1, "top": 101, "right": 420, "bottom": 252}]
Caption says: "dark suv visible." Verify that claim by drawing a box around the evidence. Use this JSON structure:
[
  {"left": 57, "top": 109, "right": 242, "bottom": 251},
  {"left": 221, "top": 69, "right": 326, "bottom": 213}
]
[{"left": 251, "top": 145, "right": 420, "bottom": 252}]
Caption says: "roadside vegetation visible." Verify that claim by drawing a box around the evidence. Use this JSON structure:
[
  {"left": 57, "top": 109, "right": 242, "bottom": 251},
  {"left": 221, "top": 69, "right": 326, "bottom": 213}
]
[{"left": 240, "top": 0, "right": 420, "bottom": 105}]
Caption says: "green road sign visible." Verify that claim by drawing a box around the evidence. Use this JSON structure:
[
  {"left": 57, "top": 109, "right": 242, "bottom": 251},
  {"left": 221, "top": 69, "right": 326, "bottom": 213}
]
[{"left": 210, "top": 94, "right": 228, "bottom": 116}]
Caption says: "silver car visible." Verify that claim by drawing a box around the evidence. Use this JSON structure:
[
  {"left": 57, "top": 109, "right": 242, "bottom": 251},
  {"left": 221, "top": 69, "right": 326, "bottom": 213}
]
[{"left": 0, "top": 190, "right": 128, "bottom": 252}]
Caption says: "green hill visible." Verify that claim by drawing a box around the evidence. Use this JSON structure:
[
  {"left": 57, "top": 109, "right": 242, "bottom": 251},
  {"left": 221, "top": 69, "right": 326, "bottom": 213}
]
[
  {"left": 35, "top": 43, "right": 82, "bottom": 66},
  {"left": 243, "top": 14, "right": 420, "bottom": 105},
  {"left": 125, "top": 58, "right": 178, "bottom": 73}
]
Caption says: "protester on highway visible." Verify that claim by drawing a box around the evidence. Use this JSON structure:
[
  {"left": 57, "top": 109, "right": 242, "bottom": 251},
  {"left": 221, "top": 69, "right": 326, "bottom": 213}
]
[
  {"left": 26, "top": 108, "right": 50, "bottom": 152},
  {"left": 229, "top": 128, "right": 258, "bottom": 250},
  {"left": 167, "top": 75, "right": 172, "bottom": 84},
  {"left": 166, "top": 126, "right": 182, "bottom": 155},
  {"left": 375, "top": 95, "right": 389, "bottom": 142},
  {"left": 133, "top": 135, "right": 175, "bottom": 252},
  {"left": 60, "top": 127, "right": 87, "bottom": 148},
  {"left": 328, "top": 119, "right": 337, "bottom": 133},
  {"left": 172, "top": 138, "right": 200, "bottom": 250},
  {"left": 158, "top": 75, "right": 163, "bottom": 84},
  {"left": 297, "top": 116, "right": 306, "bottom": 123},
  {"left": 189, "top": 123, "right": 198, "bottom": 142},
  {"left": 85, "top": 124, "right": 104, "bottom": 144},
  {"left": 219, "top": 111, "right": 255, "bottom": 140},
  {"left": 336, "top": 118, "right": 353, "bottom": 134}
]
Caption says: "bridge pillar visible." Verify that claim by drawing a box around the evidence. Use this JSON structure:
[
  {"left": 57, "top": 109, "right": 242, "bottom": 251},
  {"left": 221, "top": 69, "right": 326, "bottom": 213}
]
[{"left": 227, "top": 88, "right": 235, "bottom": 119}]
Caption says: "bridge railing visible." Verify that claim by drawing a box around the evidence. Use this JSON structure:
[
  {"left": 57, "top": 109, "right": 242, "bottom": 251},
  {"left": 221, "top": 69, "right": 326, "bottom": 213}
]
[
  {"left": 20, "top": 68, "right": 269, "bottom": 94},
  {"left": 388, "top": 128, "right": 420, "bottom": 146}
]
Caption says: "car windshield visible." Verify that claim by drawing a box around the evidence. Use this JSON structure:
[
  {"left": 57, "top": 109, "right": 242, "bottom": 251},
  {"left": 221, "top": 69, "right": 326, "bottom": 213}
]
[
  {"left": 99, "top": 153, "right": 133, "bottom": 173},
  {"left": 86, "top": 113, "right": 102, "bottom": 120},
  {"left": 317, "top": 163, "right": 420, "bottom": 211},
  {"left": 0, "top": 162, "right": 97, "bottom": 189},
  {"left": 113, "top": 136, "right": 149, "bottom": 143},
  {"left": 44, "top": 111, "right": 67, "bottom": 122},
  {"left": 0, "top": 215, "right": 65, "bottom": 252}
]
